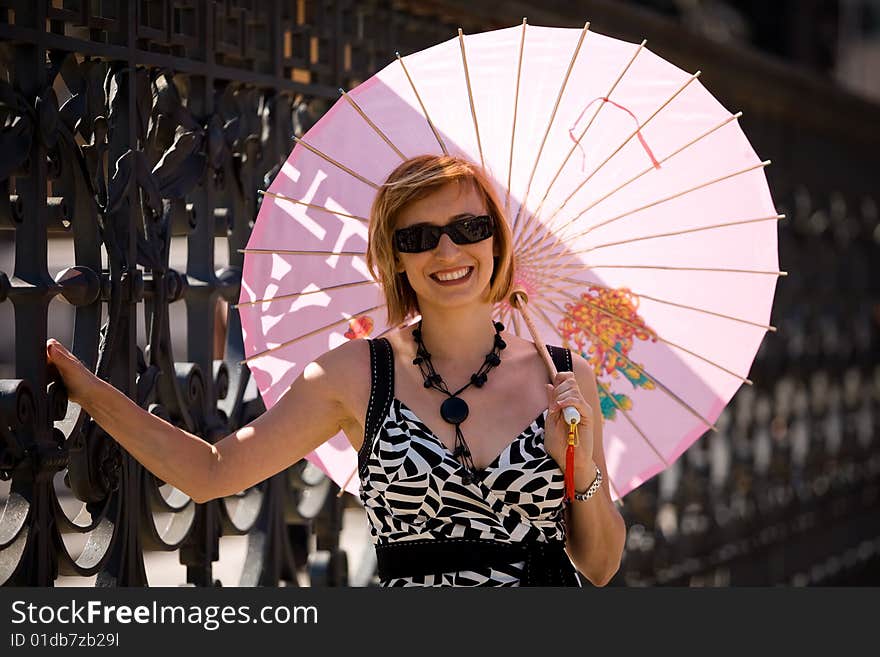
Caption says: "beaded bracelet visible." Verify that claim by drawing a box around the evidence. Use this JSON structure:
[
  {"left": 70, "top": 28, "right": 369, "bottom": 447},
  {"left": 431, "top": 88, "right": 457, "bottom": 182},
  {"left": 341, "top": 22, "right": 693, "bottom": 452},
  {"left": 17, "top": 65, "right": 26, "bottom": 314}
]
[{"left": 574, "top": 465, "right": 602, "bottom": 501}]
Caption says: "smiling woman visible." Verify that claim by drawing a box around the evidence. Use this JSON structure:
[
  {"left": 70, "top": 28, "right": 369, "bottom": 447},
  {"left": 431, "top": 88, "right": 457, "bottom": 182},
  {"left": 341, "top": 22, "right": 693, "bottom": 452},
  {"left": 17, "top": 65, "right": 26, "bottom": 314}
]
[{"left": 46, "top": 152, "right": 625, "bottom": 588}]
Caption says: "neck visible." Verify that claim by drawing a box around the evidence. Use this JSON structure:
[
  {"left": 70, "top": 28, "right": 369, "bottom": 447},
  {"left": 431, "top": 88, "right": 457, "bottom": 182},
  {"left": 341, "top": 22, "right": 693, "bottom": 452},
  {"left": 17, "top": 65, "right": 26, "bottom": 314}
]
[{"left": 416, "top": 301, "right": 496, "bottom": 365}]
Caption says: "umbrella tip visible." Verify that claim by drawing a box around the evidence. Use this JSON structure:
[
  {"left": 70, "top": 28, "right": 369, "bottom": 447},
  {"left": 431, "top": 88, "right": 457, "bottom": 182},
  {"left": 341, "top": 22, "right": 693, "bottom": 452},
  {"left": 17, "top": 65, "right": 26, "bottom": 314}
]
[
  {"left": 395, "top": 50, "right": 401, "bottom": 59},
  {"left": 734, "top": 111, "right": 743, "bottom": 118},
  {"left": 522, "top": 17, "right": 527, "bottom": 25},
  {"left": 694, "top": 70, "right": 702, "bottom": 78},
  {"left": 458, "top": 27, "right": 464, "bottom": 36},
  {"left": 338, "top": 87, "right": 345, "bottom": 95},
  {"left": 640, "top": 38, "right": 647, "bottom": 46}
]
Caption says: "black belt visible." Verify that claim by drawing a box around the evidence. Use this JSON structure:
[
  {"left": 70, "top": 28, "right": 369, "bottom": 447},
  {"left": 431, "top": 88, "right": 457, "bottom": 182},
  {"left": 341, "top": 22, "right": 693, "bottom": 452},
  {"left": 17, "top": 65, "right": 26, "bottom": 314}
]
[{"left": 375, "top": 538, "right": 581, "bottom": 586}]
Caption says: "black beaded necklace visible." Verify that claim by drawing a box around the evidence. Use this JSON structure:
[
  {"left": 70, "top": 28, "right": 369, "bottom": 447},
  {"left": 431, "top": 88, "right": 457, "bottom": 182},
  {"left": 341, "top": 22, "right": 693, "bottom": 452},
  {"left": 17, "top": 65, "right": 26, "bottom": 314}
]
[{"left": 411, "top": 320, "right": 507, "bottom": 484}]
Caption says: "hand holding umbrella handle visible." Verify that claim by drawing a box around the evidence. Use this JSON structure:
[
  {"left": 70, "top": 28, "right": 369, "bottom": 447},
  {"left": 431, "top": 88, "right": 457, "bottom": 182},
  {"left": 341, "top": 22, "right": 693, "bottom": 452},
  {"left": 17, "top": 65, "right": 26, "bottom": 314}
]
[{"left": 510, "top": 290, "right": 581, "bottom": 426}]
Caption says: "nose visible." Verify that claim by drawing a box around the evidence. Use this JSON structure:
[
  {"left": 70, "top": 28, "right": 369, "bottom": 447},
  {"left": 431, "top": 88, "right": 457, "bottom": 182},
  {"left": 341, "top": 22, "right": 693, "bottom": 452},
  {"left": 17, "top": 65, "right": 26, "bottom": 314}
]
[{"left": 433, "top": 232, "right": 460, "bottom": 259}]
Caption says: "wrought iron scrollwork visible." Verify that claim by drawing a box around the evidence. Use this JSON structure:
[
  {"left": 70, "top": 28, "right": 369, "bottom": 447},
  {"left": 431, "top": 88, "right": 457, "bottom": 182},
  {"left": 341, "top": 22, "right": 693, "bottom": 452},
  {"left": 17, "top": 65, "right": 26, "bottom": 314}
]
[{"left": 0, "top": 0, "right": 464, "bottom": 587}]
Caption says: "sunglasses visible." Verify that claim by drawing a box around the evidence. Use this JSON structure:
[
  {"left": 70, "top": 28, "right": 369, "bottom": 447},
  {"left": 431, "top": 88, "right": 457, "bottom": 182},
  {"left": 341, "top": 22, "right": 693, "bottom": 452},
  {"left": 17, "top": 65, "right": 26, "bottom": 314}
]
[{"left": 394, "top": 214, "right": 494, "bottom": 254}]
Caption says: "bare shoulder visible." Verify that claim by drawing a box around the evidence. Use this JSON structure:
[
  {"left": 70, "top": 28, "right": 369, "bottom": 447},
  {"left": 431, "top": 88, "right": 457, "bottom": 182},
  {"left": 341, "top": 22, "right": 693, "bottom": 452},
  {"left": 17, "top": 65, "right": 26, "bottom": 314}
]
[{"left": 304, "top": 337, "right": 372, "bottom": 420}]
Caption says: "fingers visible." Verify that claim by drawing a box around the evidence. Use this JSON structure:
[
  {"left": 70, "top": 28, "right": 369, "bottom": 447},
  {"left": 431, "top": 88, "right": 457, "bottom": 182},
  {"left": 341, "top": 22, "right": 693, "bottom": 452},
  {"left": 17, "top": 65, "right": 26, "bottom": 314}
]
[{"left": 547, "top": 377, "right": 592, "bottom": 423}]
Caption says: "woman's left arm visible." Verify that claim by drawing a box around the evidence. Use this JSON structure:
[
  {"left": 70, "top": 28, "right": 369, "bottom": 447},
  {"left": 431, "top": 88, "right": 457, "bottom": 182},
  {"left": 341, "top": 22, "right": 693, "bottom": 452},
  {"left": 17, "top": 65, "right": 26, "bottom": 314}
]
[{"left": 547, "top": 354, "right": 627, "bottom": 586}]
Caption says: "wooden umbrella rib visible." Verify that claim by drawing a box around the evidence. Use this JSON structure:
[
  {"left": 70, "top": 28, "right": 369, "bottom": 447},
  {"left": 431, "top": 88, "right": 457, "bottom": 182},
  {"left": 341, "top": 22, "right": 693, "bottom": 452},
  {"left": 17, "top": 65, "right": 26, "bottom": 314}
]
[
  {"left": 458, "top": 28, "right": 485, "bottom": 168},
  {"left": 259, "top": 190, "right": 369, "bottom": 223},
  {"left": 594, "top": 376, "right": 669, "bottom": 466},
  {"left": 553, "top": 287, "right": 754, "bottom": 385},
  {"left": 548, "top": 276, "right": 776, "bottom": 332},
  {"left": 292, "top": 136, "right": 379, "bottom": 189},
  {"left": 506, "top": 18, "right": 528, "bottom": 216},
  {"left": 518, "top": 39, "right": 647, "bottom": 245},
  {"left": 241, "top": 303, "right": 386, "bottom": 364},
  {"left": 543, "top": 71, "right": 702, "bottom": 231},
  {"left": 339, "top": 89, "right": 407, "bottom": 161},
  {"left": 580, "top": 264, "right": 787, "bottom": 276},
  {"left": 234, "top": 279, "right": 375, "bottom": 308},
  {"left": 239, "top": 248, "right": 366, "bottom": 257},
  {"left": 511, "top": 21, "right": 591, "bottom": 234},
  {"left": 562, "top": 160, "right": 771, "bottom": 241},
  {"left": 575, "top": 214, "right": 785, "bottom": 256},
  {"left": 533, "top": 297, "right": 718, "bottom": 432},
  {"left": 517, "top": 110, "right": 742, "bottom": 256},
  {"left": 396, "top": 52, "right": 448, "bottom": 154}
]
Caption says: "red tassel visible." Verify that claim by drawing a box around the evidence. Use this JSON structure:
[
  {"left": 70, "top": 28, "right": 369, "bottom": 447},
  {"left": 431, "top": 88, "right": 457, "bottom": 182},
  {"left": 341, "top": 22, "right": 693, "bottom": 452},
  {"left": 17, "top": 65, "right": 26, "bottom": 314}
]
[{"left": 565, "top": 422, "right": 577, "bottom": 502}]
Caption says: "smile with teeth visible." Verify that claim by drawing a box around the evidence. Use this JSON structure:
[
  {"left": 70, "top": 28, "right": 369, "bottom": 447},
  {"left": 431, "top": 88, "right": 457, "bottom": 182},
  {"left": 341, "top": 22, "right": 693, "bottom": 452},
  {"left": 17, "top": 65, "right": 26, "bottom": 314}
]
[{"left": 431, "top": 266, "right": 472, "bottom": 282}]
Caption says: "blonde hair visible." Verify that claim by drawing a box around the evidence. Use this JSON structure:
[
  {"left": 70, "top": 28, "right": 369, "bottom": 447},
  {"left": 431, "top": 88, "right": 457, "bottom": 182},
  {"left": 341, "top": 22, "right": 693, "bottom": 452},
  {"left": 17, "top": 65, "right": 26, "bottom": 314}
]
[{"left": 367, "top": 155, "right": 515, "bottom": 326}]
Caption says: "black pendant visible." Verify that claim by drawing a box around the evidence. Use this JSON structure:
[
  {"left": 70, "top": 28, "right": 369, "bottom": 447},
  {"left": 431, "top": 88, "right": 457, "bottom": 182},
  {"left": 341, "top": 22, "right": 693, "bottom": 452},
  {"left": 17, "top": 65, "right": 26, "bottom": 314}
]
[{"left": 440, "top": 396, "right": 469, "bottom": 425}]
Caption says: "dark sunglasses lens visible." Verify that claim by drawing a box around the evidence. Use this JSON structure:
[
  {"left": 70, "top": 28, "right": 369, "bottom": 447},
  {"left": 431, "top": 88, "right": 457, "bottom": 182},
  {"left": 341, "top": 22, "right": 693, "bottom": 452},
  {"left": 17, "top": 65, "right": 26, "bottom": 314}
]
[
  {"left": 449, "top": 215, "right": 493, "bottom": 244},
  {"left": 396, "top": 225, "right": 440, "bottom": 253}
]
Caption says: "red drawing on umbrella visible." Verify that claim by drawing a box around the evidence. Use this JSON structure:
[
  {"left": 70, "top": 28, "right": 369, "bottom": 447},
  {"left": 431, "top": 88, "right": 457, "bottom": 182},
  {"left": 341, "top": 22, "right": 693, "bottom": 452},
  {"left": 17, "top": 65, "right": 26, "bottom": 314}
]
[{"left": 558, "top": 286, "right": 657, "bottom": 420}]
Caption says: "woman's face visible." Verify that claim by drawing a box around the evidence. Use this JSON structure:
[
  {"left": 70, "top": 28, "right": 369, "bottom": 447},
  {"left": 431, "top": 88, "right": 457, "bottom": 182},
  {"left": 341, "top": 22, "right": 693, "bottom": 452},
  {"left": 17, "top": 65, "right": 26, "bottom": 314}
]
[{"left": 395, "top": 180, "right": 497, "bottom": 313}]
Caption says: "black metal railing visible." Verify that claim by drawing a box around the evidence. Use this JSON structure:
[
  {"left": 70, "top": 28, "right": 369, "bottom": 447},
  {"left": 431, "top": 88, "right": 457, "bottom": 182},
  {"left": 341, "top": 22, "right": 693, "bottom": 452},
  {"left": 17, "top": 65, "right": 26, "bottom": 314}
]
[
  {"left": 1, "top": 0, "right": 878, "bottom": 587},
  {"left": 0, "top": 0, "right": 460, "bottom": 587}
]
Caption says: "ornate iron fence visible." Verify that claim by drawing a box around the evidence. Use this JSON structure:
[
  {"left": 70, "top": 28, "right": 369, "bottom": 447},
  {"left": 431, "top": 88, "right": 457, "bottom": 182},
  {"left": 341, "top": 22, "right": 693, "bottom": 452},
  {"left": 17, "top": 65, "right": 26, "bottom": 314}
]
[
  {"left": 1, "top": 0, "right": 878, "bottom": 587},
  {"left": 0, "top": 0, "right": 464, "bottom": 587}
]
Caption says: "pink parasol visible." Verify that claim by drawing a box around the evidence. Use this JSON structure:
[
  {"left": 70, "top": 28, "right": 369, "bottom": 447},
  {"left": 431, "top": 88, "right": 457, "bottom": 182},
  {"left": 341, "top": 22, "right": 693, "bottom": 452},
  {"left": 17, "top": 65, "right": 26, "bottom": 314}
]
[{"left": 237, "top": 21, "right": 782, "bottom": 501}]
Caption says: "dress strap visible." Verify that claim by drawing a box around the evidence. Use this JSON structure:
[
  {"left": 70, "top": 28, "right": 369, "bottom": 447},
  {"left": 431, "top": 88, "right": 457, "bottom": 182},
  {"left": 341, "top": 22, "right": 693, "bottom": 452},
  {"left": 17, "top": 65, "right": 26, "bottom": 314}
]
[
  {"left": 358, "top": 337, "right": 394, "bottom": 477},
  {"left": 546, "top": 344, "right": 573, "bottom": 374}
]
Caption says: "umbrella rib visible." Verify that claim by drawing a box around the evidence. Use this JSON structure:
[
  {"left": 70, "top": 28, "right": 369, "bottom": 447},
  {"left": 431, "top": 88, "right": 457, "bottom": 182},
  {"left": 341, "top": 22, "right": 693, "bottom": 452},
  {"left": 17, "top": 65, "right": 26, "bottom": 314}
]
[
  {"left": 594, "top": 376, "right": 669, "bottom": 467},
  {"left": 233, "top": 279, "right": 375, "bottom": 308},
  {"left": 533, "top": 297, "right": 718, "bottom": 433},
  {"left": 574, "top": 214, "right": 785, "bottom": 256},
  {"left": 553, "top": 287, "right": 754, "bottom": 385},
  {"left": 548, "top": 276, "right": 777, "bottom": 332},
  {"left": 239, "top": 248, "right": 365, "bottom": 257},
  {"left": 339, "top": 89, "right": 407, "bottom": 161},
  {"left": 516, "top": 110, "right": 742, "bottom": 257},
  {"left": 292, "top": 136, "right": 379, "bottom": 189},
  {"left": 240, "top": 303, "right": 386, "bottom": 364},
  {"left": 518, "top": 39, "right": 647, "bottom": 244},
  {"left": 541, "top": 71, "right": 701, "bottom": 232},
  {"left": 396, "top": 51, "right": 448, "bottom": 155},
  {"left": 561, "top": 160, "right": 772, "bottom": 242},
  {"left": 259, "top": 190, "right": 369, "bottom": 223},
  {"left": 544, "top": 262, "right": 787, "bottom": 277},
  {"left": 458, "top": 28, "right": 485, "bottom": 168},
  {"left": 511, "top": 21, "right": 591, "bottom": 234},
  {"left": 506, "top": 18, "right": 528, "bottom": 217}
]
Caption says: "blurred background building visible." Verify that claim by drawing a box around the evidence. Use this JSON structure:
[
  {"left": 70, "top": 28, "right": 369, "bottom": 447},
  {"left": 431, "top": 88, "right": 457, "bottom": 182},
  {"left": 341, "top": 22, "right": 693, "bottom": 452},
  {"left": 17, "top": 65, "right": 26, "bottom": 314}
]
[{"left": 0, "top": 0, "right": 877, "bottom": 586}]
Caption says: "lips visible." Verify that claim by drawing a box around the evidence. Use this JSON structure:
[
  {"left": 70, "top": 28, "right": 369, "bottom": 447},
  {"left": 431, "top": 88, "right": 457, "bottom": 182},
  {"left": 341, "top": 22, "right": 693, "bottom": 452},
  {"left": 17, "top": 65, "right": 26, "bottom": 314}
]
[{"left": 430, "top": 266, "right": 473, "bottom": 283}]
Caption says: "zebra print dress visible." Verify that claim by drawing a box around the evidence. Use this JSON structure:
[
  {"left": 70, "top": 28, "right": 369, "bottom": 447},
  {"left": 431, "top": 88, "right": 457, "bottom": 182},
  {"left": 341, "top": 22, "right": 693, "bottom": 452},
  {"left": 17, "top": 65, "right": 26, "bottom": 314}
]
[{"left": 357, "top": 338, "right": 576, "bottom": 587}]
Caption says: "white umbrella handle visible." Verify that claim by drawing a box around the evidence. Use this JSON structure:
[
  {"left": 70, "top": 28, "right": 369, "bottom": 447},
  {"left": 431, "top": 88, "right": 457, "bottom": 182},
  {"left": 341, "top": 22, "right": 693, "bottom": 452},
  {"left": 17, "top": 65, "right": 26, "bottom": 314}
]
[{"left": 510, "top": 290, "right": 581, "bottom": 426}]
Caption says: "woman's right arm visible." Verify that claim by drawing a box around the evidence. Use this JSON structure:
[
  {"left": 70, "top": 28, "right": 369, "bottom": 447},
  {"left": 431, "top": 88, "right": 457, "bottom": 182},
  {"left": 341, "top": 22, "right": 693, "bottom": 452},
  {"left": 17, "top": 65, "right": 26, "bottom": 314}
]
[{"left": 46, "top": 338, "right": 366, "bottom": 503}]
